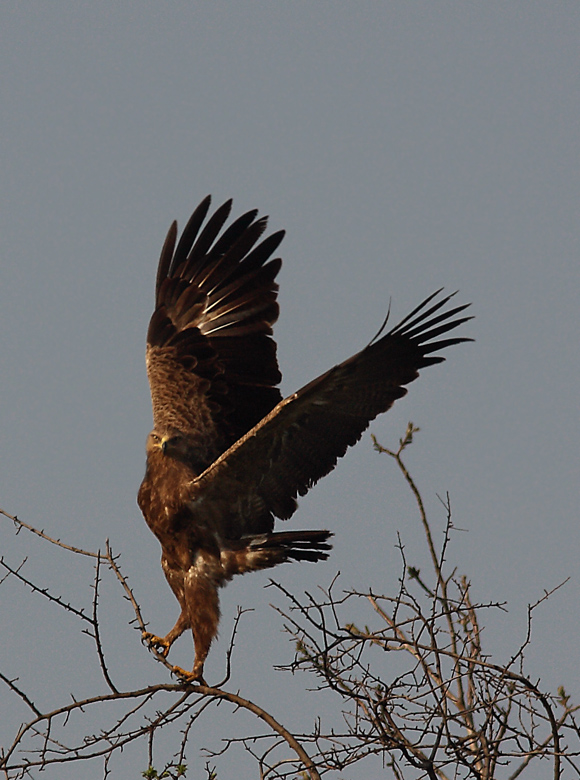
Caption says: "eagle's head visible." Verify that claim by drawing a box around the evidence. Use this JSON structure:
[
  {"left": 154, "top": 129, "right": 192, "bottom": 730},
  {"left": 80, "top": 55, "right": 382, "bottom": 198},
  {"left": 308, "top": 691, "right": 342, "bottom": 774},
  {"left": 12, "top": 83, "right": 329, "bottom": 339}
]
[{"left": 146, "top": 431, "right": 191, "bottom": 462}]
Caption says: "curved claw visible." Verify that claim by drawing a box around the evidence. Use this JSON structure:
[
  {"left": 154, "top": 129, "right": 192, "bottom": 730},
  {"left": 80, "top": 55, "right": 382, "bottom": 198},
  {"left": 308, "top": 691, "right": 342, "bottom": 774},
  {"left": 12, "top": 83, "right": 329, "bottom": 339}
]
[
  {"left": 142, "top": 631, "right": 171, "bottom": 658},
  {"left": 171, "top": 664, "right": 206, "bottom": 686}
]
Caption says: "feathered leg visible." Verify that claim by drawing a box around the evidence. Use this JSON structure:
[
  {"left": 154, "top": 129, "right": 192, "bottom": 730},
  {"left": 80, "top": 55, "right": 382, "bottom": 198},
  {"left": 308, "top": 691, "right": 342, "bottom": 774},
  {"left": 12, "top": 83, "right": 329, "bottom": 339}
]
[
  {"left": 171, "top": 567, "right": 221, "bottom": 683},
  {"left": 143, "top": 554, "right": 191, "bottom": 658}
]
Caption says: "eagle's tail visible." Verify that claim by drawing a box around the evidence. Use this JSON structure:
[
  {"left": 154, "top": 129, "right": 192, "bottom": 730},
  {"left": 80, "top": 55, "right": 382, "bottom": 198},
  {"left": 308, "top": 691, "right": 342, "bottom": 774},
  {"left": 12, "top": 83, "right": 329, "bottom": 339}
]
[
  {"left": 250, "top": 529, "right": 333, "bottom": 562},
  {"left": 223, "top": 530, "right": 332, "bottom": 575}
]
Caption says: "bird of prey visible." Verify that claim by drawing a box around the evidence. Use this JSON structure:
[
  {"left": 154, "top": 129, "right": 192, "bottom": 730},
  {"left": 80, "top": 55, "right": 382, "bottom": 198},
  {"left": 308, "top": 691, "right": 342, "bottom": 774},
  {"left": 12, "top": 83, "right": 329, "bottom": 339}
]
[{"left": 138, "top": 195, "right": 471, "bottom": 683}]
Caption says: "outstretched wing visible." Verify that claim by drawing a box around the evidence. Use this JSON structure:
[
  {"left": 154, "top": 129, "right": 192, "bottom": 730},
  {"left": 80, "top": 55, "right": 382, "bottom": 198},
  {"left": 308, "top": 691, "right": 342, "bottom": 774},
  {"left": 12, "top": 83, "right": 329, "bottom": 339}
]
[
  {"left": 146, "top": 196, "right": 285, "bottom": 464},
  {"left": 191, "top": 290, "right": 472, "bottom": 537}
]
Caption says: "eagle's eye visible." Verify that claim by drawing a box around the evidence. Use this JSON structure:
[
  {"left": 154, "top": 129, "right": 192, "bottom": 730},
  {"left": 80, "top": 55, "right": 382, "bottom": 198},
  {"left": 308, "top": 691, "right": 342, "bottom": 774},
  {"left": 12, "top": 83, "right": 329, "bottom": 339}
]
[{"left": 148, "top": 432, "right": 162, "bottom": 448}]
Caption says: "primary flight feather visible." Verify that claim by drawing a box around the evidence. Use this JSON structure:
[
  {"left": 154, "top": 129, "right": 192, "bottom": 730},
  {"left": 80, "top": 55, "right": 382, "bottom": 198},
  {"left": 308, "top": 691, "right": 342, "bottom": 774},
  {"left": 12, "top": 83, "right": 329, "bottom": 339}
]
[{"left": 138, "top": 195, "right": 472, "bottom": 682}]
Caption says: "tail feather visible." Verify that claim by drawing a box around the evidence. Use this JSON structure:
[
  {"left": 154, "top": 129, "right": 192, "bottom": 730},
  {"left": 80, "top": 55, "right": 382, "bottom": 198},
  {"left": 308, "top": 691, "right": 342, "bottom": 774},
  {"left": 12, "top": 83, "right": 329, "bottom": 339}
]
[
  {"left": 223, "top": 530, "right": 332, "bottom": 574},
  {"left": 248, "top": 529, "right": 333, "bottom": 562}
]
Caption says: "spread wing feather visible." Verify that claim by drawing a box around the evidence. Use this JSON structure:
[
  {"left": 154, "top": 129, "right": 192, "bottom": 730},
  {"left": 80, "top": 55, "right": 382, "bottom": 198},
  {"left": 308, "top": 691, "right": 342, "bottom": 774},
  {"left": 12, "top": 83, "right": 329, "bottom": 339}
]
[
  {"left": 146, "top": 196, "right": 284, "bottom": 463},
  {"left": 192, "top": 291, "right": 472, "bottom": 535}
]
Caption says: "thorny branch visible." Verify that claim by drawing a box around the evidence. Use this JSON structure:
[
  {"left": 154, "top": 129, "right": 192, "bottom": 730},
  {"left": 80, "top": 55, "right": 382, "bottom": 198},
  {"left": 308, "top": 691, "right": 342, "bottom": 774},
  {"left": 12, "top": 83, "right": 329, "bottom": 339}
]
[
  {"left": 1, "top": 424, "right": 579, "bottom": 779},
  {"left": 268, "top": 424, "right": 580, "bottom": 779},
  {"left": 0, "top": 508, "right": 98, "bottom": 558}
]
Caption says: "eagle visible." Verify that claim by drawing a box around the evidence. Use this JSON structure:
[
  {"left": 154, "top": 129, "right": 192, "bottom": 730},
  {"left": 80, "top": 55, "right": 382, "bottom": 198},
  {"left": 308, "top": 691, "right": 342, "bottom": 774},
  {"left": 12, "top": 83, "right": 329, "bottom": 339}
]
[{"left": 138, "top": 196, "right": 471, "bottom": 683}]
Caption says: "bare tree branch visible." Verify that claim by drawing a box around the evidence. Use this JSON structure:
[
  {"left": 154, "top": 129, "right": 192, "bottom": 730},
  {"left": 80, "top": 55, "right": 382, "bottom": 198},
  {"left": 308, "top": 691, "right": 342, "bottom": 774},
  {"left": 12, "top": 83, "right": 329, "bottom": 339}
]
[{"left": 1, "top": 426, "right": 579, "bottom": 779}]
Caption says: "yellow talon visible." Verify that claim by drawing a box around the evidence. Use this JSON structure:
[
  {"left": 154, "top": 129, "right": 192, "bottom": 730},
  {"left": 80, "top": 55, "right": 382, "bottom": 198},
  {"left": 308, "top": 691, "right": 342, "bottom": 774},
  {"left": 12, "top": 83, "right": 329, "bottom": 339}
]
[
  {"left": 171, "top": 665, "right": 206, "bottom": 685},
  {"left": 142, "top": 631, "right": 171, "bottom": 657}
]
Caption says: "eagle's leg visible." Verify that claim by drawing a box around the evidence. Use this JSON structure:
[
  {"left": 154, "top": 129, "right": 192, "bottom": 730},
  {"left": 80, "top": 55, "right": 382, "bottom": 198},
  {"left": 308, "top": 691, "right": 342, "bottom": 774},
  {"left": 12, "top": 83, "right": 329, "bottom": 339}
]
[
  {"left": 172, "top": 570, "right": 221, "bottom": 684},
  {"left": 143, "top": 608, "right": 189, "bottom": 658}
]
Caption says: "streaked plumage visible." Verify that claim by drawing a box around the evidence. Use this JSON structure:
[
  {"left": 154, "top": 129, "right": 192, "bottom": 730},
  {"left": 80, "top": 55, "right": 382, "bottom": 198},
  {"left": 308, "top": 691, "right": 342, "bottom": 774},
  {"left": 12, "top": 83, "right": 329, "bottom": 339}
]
[{"left": 138, "top": 196, "right": 472, "bottom": 682}]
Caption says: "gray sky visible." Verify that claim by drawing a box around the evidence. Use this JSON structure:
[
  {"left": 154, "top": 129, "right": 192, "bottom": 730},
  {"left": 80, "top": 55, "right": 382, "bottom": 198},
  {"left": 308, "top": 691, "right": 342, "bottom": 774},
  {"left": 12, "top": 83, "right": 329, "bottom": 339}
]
[{"left": 0, "top": 3, "right": 578, "bottom": 778}]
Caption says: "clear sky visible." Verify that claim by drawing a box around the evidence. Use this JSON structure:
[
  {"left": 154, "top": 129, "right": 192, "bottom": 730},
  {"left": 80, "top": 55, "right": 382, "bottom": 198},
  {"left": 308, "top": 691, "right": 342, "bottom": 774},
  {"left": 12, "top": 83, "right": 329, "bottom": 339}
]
[{"left": 0, "top": 3, "right": 578, "bottom": 778}]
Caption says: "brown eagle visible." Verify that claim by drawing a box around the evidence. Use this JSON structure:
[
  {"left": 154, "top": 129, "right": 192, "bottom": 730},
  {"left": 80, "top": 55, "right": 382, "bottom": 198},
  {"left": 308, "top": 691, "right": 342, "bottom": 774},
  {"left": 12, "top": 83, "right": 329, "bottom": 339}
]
[{"left": 138, "top": 196, "right": 471, "bottom": 682}]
